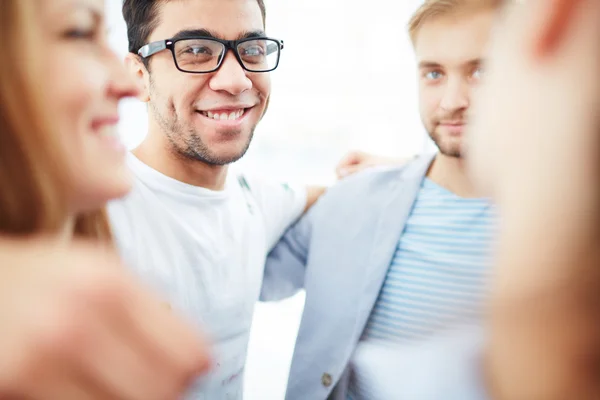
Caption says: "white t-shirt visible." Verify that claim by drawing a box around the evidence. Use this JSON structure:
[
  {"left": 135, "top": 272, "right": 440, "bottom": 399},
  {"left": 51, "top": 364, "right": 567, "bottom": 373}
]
[{"left": 107, "top": 154, "right": 306, "bottom": 399}]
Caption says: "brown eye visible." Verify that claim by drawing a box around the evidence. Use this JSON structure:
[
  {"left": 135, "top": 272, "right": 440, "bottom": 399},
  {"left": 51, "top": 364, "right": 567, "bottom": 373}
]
[{"left": 64, "top": 28, "right": 95, "bottom": 40}]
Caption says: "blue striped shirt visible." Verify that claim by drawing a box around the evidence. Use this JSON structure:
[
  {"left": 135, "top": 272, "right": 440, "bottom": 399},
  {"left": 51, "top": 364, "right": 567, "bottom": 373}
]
[{"left": 348, "top": 178, "right": 494, "bottom": 399}]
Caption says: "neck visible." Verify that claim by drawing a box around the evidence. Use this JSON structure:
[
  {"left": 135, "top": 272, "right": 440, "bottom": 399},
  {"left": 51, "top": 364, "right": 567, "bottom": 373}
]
[
  {"left": 133, "top": 130, "right": 228, "bottom": 191},
  {"left": 427, "top": 153, "right": 480, "bottom": 198}
]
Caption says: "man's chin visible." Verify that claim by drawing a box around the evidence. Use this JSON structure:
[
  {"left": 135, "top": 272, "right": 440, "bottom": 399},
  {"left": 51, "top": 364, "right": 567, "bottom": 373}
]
[
  {"left": 196, "top": 143, "right": 252, "bottom": 166},
  {"left": 430, "top": 135, "right": 463, "bottom": 158},
  {"left": 436, "top": 139, "right": 463, "bottom": 157},
  {"left": 204, "top": 153, "right": 246, "bottom": 166},
  {"left": 441, "top": 150, "right": 463, "bottom": 159}
]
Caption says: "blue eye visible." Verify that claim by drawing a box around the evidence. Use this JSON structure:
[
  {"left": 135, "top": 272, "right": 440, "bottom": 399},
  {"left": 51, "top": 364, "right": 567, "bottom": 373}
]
[
  {"left": 425, "top": 71, "right": 443, "bottom": 80},
  {"left": 472, "top": 67, "right": 484, "bottom": 79}
]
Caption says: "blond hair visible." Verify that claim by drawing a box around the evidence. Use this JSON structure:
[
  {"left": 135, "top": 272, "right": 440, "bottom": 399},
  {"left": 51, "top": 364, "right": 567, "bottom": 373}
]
[
  {"left": 408, "top": 0, "right": 503, "bottom": 43},
  {"left": 0, "top": 0, "right": 112, "bottom": 240}
]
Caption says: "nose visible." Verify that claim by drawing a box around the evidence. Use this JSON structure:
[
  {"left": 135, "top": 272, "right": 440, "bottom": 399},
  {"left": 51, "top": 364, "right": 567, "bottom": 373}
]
[
  {"left": 209, "top": 51, "right": 253, "bottom": 95},
  {"left": 440, "top": 76, "right": 469, "bottom": 112},
  {"left": 105, "top": 49, "right": 139, "bottom": 100}
]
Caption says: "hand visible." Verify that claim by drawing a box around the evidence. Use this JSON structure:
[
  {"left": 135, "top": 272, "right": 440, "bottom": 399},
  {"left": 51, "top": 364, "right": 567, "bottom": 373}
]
[
  {"left": 335, "top": 151, "right": 412, "bottom": 180},
  {"left": 0, "top": 239, "right": 211, "bottom": 400}
]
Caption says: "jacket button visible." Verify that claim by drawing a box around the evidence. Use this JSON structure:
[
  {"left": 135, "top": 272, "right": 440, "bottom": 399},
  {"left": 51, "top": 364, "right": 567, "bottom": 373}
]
[{"left": 321, "top": 373, "right": 333, "bottom": 387}]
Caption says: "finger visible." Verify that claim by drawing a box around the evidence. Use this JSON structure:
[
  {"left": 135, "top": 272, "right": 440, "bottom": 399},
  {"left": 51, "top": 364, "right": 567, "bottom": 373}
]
[
  {"left": 18, "top": 362, "right": 108, "bottom": 400},
  {"left": 69, "top": 272, "right": 208, "bottom": 400},
  {"left": 36, "top": 264, "right": 192, "bottom": 400},
  {"left": 3, "top": 301, "right": 113, "bottom": 400},
  {"left": 74, "top": 313, "right": 171, "bottom": 400},
  {"left": 42, "top": 375, "right": 105, "bottom": 400},
  {"left": 117, "top": 284, "right": 212, "bottom": 398},
  {"left": 335, "top": 151, "right": 363, "bottom": 174},
  {"left": 337, "top": 164, "right": 371, "bottom": 180}
]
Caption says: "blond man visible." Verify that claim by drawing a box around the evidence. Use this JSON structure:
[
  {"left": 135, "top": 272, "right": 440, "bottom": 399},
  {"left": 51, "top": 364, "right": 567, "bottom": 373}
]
[{"left": 265, "top": 1, "right": 502, "bottom": 398}]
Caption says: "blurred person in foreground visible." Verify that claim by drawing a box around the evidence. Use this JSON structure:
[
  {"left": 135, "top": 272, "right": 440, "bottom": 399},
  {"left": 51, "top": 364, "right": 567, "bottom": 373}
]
[
  {"left": 468, "top": 0, "right": 600, "bottom": 398},
  {"left": 0, "top": 1, "right": 210, "bottom": 398}
]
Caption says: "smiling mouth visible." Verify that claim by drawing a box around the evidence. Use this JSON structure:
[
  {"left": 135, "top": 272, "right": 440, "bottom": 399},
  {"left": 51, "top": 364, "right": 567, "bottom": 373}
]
[
  {"left": 198, "top": 108, "right": 250, "bottom": 121},
  {"left": 439, "top": 122, "right": 466, "bottom": 129},
  {"left": 439, "top": 121, "right": 465, "bottom": 126}
]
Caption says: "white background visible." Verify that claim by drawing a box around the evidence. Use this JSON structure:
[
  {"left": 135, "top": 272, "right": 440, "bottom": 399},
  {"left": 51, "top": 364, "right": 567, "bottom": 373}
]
[{"left": 107, "top": 1, "right": 429, "bottom": 398}]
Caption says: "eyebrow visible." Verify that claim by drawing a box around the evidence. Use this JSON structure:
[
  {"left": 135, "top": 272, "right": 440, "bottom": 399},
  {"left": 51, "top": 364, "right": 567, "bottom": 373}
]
[
  {"left": 55, "top": 3, "right": 101, "bottom": 31},
  {"left": 418, "top": 61, "right": 443, "bottom": 70},
  {"left": 71, "top": 0, "right": 103, "bottom": 19},
  {"left": 171, "top": 29, "right": 266, "bottom": 41},
  {"left": 465, "top": 58, "right": 484, "bottom": 68},
  {"left": 418, "top": 58, "right": 484, "bottom": 69}
]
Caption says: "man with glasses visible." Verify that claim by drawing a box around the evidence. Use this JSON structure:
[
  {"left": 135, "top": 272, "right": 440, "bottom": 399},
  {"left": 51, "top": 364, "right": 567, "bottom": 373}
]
[{"left": 108, "top": 0, "right": 325, "bottom": 398}]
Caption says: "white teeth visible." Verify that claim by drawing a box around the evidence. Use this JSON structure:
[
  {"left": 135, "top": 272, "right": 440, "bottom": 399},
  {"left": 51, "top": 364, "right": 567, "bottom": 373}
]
[{"left": 202, "top": 109, "right": 245, "bottom": 121}]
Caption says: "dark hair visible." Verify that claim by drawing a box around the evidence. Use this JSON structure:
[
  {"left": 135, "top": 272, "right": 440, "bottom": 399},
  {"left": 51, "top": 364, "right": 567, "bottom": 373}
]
[{"left": 122, "top": 0, "right": 267, "bottom": 54}]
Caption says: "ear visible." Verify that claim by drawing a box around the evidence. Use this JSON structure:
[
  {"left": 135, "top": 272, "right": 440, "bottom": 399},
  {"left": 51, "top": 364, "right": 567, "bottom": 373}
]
[
  {"left": 531, "top": 0, "right": 584, "bottom": 58},
  {"left": 124, "top": 53, "right": 151, "bottom": 102},
  {"left": 260, "top": 96, "right": 270, "bottom": 121}
]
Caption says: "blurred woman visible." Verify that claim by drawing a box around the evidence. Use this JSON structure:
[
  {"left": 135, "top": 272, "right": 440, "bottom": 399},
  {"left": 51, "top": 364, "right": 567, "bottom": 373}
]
[
  {"left": 0, "top": 1, "right": 209, "bottom": 398},
  {"left": 0, "top": 0, "right": 133, "bottom": 237}
]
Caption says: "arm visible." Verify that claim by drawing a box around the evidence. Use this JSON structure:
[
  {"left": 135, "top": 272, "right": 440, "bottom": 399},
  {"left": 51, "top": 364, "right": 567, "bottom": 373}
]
[
  {"left": 336, "top": 151, "right": 415, "bottom": 179},
  {"left": 261, "top": 206, "right": 315, "bottom": 302},
  {"left": 305, "top": 186, "right": 326, "bottom": 212},
  {"left": 305, "top": 152, "right": 416, "bottom": 213}
]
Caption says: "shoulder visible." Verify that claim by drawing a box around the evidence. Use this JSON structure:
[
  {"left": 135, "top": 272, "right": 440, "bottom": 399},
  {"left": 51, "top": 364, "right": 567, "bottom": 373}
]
[
  {"left": 318, "top": 153, "right": 435, "bottom": 207},
  {"left": 232, "top": 172, "right": 305, "bottom": 206},
  {"left": 106, "top": 178, "right": 154, "bottom": 235},
  {"left": 107, "top": 178, "right": 146, "bottom": 213}
]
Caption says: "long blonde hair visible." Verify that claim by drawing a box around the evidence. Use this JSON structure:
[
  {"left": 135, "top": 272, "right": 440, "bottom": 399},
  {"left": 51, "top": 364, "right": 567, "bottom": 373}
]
[{"left": 0, "top": 0, "right": 112, "bottom": 240}]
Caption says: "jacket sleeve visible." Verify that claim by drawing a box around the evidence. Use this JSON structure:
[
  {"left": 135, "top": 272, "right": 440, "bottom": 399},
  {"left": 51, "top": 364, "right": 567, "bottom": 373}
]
[{"left": 260, "top": 202, "right": 316, "bottom": 302}]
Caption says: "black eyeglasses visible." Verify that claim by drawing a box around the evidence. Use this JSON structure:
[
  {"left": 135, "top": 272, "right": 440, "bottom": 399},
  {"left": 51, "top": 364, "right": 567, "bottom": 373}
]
[{"left": 137, "top": 36, "right": 284, "bottom": 74}]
